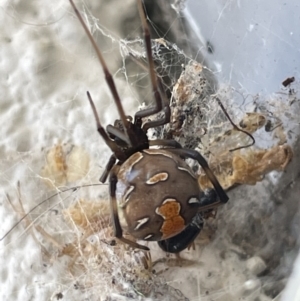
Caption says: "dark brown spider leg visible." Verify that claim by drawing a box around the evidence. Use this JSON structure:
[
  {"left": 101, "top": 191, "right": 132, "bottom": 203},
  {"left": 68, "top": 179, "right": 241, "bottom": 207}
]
[
  {"left": 129, "top": 51, "right": 170, "bottom": 109},
  {"left": 134, "top": 0, "right": 165, "bottom": 122},
  {"left": 109, "top": 169, "right": 149, "bottom": 251},
  {"left": 130, "top": 52, "right": 171, "bottom": 130},
  {"left": 142, "top": 105, "right": 171, "bottom": 131},
  {"left": 166, "top": 148, "right": 229, "bottom": 203},
  {"left": 69, "top": 0, "right": 132, "bottom": 145},
  {"left": 215, "top": 97, "right": 255, "bottom": 151},
  {"left": 106, "top": 125, "right": 131, "bottom": 145},
  {"left": 87, "top": 92, "right": 126, "bottom": 160},
  {"left": 99, "top": 154, "right": 116, "bottom": 183},
  {"left": 149, "top": 139, "right": 182, "bottom": 148}
]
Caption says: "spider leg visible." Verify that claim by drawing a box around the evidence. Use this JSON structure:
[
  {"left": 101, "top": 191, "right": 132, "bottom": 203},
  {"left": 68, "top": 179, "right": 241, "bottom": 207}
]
[
  {"left": 129, "top": 52, "right": 171, "bottom": 130},
  {"left": 106, "top": 125, "right": 131, "bottom": 145},
  {"left": 142, "top": 73, "right": 171, "bottom": 131},
  {"left": 166, "top": 148, "right": 229, "bottom": 204},
  {"left": 142, "top": 105, "right": 171, "bottom": 131},
  {"left": 134, "top": 0, "right": 167, "bottom": 124},
  {"left": 99, "top": 154, "right": 116, "bottom": 183},
  {"left": 149, "top": 139, "right": 182, "bottom": 148},
  {"left": 109, "top": 168, "right": 149, "bottom": 251},
  {"left": 69, "top": 0, "right": 134, "bottom": 146},
  {"left": 87, "top": 92, "right": 125, "bottom": 160}
]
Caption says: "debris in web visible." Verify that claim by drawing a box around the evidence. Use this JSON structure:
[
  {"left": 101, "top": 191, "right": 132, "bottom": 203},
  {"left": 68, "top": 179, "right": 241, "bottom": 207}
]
[{"left": 128, "top": 38, "right": 297, "bottom": 191}]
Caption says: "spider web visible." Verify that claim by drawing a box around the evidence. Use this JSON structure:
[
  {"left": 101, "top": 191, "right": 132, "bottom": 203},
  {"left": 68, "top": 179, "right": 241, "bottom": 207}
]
[{"left": 0, "top": 1, "right": 299, "bottom": 301}]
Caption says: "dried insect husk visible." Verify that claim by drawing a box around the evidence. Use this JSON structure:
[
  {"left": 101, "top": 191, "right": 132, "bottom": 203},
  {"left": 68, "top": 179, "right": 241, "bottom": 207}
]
[
  {"left": 199, "top": 144, "right": 293, "bottom": 190},
  {"left": 41, "top": 143, "right": 90, "bottom": 188}
]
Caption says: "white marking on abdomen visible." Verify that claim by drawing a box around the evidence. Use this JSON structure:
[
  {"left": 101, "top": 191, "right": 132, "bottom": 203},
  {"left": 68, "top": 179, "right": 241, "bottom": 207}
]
[
  {"left": 129, "top": 152, "right": 144, "bottom": 173},
  {"left": 188, "top": 197, "right": 200, "bottom": 204},
  {"left": 124, "top": 185, "right": 134, "bottom": 203},
  {"left": 144, "top": 234, "right": 154, "bottom": 240},
  {"left": 143, "top": 149, "right": 174, "bottom": 159},
  {"left": 146, "top": 172, "right": 168, "bottom": 185},
  {"left": 134, "top": 217, "right": 150, "bottom": 230},
  {"left": 177, "top": 166, "right": 197, "bottom": 179}
]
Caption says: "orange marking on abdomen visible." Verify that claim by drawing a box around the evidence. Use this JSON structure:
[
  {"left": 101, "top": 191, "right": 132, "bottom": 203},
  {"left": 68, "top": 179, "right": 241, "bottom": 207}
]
[{"left": 156, "top": 199, "right": 185, "bottom": 239}]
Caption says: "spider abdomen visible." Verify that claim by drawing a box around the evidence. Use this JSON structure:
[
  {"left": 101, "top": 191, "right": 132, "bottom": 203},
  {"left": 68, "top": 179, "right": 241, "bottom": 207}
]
[{"left": 115, "top": 149, "right": 203, "bottom": 241}]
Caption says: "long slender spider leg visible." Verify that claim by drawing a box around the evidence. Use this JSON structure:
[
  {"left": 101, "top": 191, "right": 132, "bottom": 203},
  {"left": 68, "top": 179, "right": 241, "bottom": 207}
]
[
  {"left": 129, "top": 51, "right": 169, "bottom": 108},
  {"left": 134, "top": 0, "right": 165, "bottom": 120},
  {"left": 69, "top": 0, "right": 133, "bottom": 146},
  {"left": 215, "top": 97, "right": 255, "bottom": 151},
  {"left": 87, "top": 92, "right": 125, "bottom": 160},
  {"left": 131, "top": 54, "right": 170, "bottom": 130},
  {"left": 142, "top": 105, "right": 171, "bottom": 131},
  {"left": 149, "top": 139, "right": 182, "bottom": 149},
  {"left": 166, "top": 148, "right": 229, "bottom": 204},
  {"left": 109, "top": 169, "right": 149, "bottom": 251},
  {"left": 99, "top": 154, "right": 116, "bottom": 183},
  {"left": 106, "top": 125, "right": 131, "bottom": 145}
]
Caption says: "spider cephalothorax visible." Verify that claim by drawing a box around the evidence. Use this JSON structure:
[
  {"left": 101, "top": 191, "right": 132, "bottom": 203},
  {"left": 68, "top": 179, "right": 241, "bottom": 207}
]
[{"left": 70, "top": 0, "right": 228, "bottom": 252}]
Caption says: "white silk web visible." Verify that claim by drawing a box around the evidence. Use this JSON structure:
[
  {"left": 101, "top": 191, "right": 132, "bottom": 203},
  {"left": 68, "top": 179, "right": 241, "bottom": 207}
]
[{"left": 0, "top": 1, "right": 299, "bottom": 301}]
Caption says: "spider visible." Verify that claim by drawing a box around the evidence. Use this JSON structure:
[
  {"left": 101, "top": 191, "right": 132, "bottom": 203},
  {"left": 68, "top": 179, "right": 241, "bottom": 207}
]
[{"left": 70, "top": 0, "right": 228, "bottom": 252}]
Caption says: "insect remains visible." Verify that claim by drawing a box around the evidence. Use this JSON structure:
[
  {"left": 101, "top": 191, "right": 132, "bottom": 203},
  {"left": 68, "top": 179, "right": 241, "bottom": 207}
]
[{"left": 69, "top": 0, "right": 228, "bottom": 253}]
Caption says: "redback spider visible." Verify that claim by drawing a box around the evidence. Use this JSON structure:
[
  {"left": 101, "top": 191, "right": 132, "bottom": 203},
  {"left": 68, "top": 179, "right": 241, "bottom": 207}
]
[{"left": 69, "top": 0, "right": 228, "bottom": 252}]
